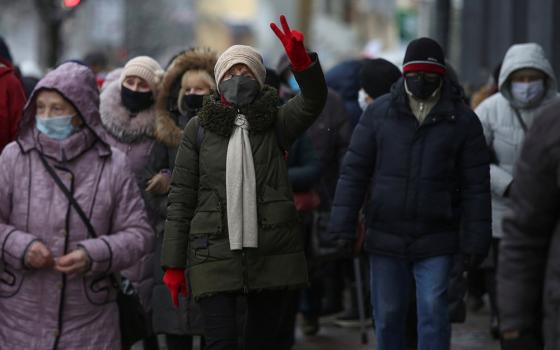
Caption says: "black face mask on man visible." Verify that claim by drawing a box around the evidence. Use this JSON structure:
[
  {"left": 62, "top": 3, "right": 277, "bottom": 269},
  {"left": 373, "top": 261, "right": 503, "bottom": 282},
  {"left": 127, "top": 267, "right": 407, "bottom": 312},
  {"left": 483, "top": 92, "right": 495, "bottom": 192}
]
[
  {"left": 405, "top": 73, "right": 442, "bottom": 100},
  {"left": 121, "top": 86, "right": 154, "bottom": 113},
  {"left": 181, "top": 94, "right": 204, "bottom": 112},
  {"left": 219, "top": 76, "right": 260, "bottom": 107}
]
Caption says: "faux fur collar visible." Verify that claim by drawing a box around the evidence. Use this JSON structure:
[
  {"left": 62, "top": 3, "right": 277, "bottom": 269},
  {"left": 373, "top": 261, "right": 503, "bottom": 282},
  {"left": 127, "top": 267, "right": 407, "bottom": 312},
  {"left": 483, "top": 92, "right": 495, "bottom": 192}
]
[
  {"left": 198, "top": 86, "right": 279, "bottom": 138},
  {"left": 100, "top": 80, "right": 156, "bottom": 143}
]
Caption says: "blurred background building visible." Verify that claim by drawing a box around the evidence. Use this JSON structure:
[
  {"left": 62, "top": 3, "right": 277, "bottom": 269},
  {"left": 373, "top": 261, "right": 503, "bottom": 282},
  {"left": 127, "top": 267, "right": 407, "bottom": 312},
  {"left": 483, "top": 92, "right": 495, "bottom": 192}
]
[{"left": 0, "top": 0, "right": 558, "bottom": 92}]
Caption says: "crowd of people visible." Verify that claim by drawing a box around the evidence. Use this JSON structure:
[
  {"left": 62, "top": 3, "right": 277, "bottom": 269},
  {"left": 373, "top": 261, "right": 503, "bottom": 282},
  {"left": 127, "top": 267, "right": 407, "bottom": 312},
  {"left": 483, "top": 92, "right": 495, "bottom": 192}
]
[{"left": 0, "top": 14, "right": 559, "bottom": 350}]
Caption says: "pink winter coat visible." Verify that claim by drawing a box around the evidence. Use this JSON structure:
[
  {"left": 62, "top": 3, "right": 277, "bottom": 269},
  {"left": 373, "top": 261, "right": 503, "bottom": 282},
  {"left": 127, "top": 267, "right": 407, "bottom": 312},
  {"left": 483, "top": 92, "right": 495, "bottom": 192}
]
[
  {"left": 100, "top": 78, "right": 157, "bottom": 312},
  {"left": 0, "top": 62, "right": 153, "bottom": 349}
]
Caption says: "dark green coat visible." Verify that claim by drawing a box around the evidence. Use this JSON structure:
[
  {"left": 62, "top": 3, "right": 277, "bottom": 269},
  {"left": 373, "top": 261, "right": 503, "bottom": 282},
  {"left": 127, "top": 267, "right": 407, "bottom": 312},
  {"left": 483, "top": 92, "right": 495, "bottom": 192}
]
[{"left": 162, "top": 58, "right": 327, "bottom": 299}]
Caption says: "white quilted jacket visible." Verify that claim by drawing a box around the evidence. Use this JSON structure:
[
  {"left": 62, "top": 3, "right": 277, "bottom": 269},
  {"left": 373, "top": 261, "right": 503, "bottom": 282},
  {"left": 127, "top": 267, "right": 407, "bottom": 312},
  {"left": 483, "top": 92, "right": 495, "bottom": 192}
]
[{"left": 475, "top": 43, "right": 560, "bottom": 238}]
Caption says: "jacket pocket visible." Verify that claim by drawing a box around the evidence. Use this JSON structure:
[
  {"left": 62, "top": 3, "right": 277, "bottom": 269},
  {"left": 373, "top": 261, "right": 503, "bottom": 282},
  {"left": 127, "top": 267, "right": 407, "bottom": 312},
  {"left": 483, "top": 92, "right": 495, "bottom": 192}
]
[
  {"left": 83, "top": 274, "right": 117, "bottom": 305},
  {"left": 258, "top": 185, "right": 297, "bottom": 228},
  {"left": 190, "top": 190, "right": 223, "bottom": 236},
  {"left": 188, "top": 235, "right": 231, "bottom": 267},
  {"left": 0, "top": 266, "right": 23, "bottom": 298}
]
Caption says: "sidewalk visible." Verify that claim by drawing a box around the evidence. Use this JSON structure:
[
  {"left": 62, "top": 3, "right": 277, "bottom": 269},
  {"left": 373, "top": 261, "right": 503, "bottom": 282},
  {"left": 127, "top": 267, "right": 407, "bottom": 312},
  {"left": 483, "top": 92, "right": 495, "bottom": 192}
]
[
  {"left": 137, "top": 303, "right": 500, "bottom": 349},
  {"left": 293, "top": 307, "right": 500, "bottom": 350}
]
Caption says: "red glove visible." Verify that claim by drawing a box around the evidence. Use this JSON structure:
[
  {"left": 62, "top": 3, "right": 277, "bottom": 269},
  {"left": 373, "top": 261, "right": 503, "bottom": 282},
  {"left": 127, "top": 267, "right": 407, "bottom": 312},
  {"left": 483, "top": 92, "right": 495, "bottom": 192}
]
[
  {"left": 270, "top": 15, "right": 312, "bottom": 71},
  {"left": 163, "top": 268, "right": 188, "bottom": 308}
]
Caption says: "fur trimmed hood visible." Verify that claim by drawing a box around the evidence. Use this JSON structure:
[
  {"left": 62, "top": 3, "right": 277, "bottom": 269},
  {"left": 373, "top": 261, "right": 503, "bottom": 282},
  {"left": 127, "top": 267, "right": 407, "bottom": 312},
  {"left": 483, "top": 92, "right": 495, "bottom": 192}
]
[
  {"left": 100, "top": 79, "right": 156, "bottom": 143},
  {"left": 155, "top": 47, "right": 217, "bottom": 147}
]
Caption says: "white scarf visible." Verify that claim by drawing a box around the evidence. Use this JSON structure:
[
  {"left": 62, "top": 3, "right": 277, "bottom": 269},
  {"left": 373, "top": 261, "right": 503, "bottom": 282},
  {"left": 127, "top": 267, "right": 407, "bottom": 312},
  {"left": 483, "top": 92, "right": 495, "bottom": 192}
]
[{"left": 226, "top": 114, "right": 258, "bottom": 250}]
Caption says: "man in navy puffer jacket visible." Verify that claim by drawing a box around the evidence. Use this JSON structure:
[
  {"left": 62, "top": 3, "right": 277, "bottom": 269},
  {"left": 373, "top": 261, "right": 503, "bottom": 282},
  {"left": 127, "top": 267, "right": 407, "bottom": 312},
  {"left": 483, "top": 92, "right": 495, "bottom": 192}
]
[{"left": 329, "top": 38, "right": 491, "bottom": 350}]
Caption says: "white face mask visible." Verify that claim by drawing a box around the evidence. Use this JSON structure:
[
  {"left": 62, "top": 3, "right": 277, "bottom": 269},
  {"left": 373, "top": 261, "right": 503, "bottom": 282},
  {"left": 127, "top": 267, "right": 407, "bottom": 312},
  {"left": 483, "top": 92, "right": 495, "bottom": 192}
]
[
  {"left": 511, "top": 79, "right": 545, "bottom": 105},
  {"left": 358, "top": 89, "right": 371, "bottom": 111}
]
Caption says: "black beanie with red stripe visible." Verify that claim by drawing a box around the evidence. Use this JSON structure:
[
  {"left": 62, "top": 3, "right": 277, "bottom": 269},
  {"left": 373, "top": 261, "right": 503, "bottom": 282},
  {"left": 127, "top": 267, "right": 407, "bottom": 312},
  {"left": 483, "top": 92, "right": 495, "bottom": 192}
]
[{"left": 403, "top": 38, "right": 446, "bottom": 76}]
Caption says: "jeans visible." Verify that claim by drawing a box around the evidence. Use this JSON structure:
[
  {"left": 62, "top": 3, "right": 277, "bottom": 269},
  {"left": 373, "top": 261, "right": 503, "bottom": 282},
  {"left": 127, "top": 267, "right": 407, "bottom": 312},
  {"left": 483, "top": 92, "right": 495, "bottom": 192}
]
[
  {"left": 198, "top": 290, "right": 290, "bottom": 350},
  {"left": 369, "top": 254, "right": 452, "bottom": 350}
]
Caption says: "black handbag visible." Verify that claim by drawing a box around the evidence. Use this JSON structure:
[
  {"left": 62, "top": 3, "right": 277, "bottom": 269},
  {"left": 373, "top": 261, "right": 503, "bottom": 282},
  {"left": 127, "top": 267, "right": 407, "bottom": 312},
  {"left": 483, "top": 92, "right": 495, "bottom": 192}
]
[
  {"left": 117, "top": 277, "right": 148, "bottom": 347},
  {"left": 37, "top": 152, "right": 147, "bottom": 348}
]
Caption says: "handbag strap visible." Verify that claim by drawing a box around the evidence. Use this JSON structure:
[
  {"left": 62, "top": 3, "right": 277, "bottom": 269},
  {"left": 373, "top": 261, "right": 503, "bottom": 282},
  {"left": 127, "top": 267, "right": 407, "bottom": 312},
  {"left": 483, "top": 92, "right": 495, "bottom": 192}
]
[
  {"left": 36, "top": 152, "right": 98, "bottom": 239},
  {"left": 513, "top": 108, "right": 528, "bottom": 133},
  {"left": 36, "top": 151, "right": 123, "bottom": 285}
]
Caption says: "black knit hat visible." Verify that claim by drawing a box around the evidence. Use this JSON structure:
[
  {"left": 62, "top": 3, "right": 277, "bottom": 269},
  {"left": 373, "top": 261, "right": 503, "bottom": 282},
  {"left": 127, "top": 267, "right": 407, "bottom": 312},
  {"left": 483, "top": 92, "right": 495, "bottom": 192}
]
[
  {"left": 360, "top": 58, "right": 402, "bottom": 98},
  {"left": 403, "top": 37, "right": 446, "bottom": 75}
]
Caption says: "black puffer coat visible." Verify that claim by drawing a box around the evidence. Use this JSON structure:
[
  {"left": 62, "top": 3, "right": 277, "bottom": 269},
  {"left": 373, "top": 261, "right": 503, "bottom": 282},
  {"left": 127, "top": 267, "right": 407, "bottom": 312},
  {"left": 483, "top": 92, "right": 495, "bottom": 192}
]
[
  {"left": 329, "top": 77, "right": 492, "bottom": 259},
  {"left": 325, "top": 59, "right": 363, "bottom": 128},
  {"left": 306, "top": 89, "right": 352, "bottom": 210}
]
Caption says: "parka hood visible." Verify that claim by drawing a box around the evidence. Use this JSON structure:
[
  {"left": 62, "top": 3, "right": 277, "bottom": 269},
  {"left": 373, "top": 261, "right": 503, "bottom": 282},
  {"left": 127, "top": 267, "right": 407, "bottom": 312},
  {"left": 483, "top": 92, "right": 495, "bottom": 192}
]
[
  {"left": 21, "top": 62, "right": 104, "bottom": 135},
  {"left": 18, "top": 62, "right": 110, "bottom": 159},
  {"left": 155, "top": 47, "right": 217, "bottom": 147},
  {"left": 499, "top": 43, "right": 557, "bottom": 106}
]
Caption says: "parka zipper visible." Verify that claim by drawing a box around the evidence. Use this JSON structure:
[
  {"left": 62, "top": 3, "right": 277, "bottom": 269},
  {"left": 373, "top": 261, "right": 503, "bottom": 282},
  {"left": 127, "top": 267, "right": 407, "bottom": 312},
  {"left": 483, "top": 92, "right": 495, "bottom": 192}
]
[
  {"left": 403, "top": 117, "right": 421, "bottom": 218},
  {"left": 52, "top": 167, "right": 74, "bottom": 350},
  {"left": 404, "top": 112, "right": 444, "bottom": 218}
]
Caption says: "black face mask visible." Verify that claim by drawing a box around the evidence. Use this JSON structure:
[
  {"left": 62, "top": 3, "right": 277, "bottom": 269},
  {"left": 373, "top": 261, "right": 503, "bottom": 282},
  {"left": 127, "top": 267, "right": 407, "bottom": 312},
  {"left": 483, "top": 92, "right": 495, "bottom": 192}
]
[
  {"left": 219, "top": 76, "right": 260, "bottom": 107},
  {"left": 121, "top": 86, "right": 154, "bottom": 113},
  {"left": 405, "top": 75, "right": 442, "bottom": 100},
  {"left": 181, "top": 94, "right": 204, "bottom": 112}
]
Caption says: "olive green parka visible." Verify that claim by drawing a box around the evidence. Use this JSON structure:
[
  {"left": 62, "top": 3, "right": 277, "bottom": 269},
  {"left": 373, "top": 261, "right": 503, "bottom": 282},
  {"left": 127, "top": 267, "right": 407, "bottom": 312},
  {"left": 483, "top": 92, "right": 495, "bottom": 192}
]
[{"left": 162, "top": 56, "right": 327, "bottom": 299}]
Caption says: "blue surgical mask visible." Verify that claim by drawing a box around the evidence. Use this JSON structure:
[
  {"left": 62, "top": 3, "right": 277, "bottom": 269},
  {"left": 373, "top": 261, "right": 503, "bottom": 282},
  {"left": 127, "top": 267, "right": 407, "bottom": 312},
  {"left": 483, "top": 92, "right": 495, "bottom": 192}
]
[
  {"left": 287, "top": 74, "right": 300, "bottom": 93},
  {"left": 36, "top": 115, "right": 77, "bottom": 140},
  {"left": 511, "top": 79, "right": 545, "bottom": 105}
]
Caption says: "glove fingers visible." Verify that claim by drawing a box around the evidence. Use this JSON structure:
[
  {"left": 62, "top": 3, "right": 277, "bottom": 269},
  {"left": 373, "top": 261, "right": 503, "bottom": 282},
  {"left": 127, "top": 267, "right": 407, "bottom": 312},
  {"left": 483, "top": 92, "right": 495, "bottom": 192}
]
[
  {"left": 270, "top": 23, "right": 285, "bottom": 41},
  {"left": 280, "top": 15, "right": 291, "bottom": 36}
]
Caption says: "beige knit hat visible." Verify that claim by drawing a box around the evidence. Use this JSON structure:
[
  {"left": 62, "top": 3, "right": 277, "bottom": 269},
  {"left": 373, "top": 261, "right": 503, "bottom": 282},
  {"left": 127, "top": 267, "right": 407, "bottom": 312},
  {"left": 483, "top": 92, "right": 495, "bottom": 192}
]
[
  {"left": 214, "top": 45, "right": 266, "bottom": 91},
  {"left": 120, "top": 56, "right": 164, "bottom": 92}
]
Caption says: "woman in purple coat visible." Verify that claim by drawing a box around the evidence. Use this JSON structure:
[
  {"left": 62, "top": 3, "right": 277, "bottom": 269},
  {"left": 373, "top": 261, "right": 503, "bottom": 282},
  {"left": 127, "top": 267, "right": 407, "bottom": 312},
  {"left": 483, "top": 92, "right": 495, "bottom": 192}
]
[
  {"left": 99, "top": 56, "right": 164, "bottom": 350},
  {"left": 0, "top": 61, "right": 152, "bottom": 349}
]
